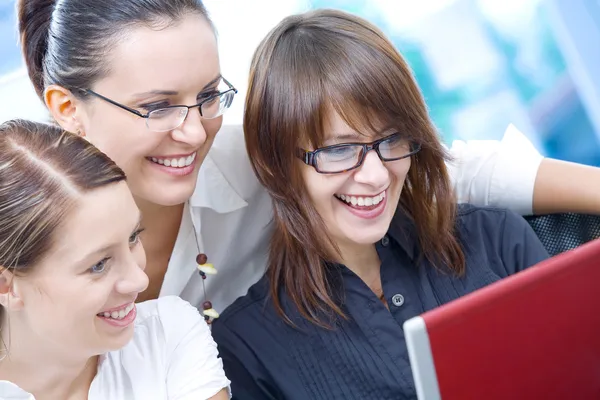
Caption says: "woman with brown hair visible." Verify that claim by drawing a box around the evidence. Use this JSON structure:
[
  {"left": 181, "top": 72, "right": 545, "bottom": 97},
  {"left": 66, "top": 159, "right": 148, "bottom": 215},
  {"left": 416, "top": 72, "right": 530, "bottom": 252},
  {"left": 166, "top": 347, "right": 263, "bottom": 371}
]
[
  {"left": 211, "top": 9, "right": 549, "bottom": 399},
  {"left": 0, "top": 120, "right": 229, "bottom": 399}
]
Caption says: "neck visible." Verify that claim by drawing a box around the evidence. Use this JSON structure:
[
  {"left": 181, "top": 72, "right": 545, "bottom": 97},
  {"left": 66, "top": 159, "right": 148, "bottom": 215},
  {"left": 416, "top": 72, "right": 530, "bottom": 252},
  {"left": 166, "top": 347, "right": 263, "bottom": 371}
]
[
  {"left": 135, "top": 197, "right": 185, "bottom": 234},
  {"left": 0, "top": 316, "right": 98, "bottom": 399},
  {"left": 134, "top": 197, "right": 185, "bottom": 254}
]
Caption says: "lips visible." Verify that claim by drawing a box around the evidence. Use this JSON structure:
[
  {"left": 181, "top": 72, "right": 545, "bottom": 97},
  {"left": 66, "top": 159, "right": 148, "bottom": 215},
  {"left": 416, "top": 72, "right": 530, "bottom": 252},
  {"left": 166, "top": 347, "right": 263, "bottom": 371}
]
[{"left": 148, "top": 152, "right": 197, "bottom": 168}]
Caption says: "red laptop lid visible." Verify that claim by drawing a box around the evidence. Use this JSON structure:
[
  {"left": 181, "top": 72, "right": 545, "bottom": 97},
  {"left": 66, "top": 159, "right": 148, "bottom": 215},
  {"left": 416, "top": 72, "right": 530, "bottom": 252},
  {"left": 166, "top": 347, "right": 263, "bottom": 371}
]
[{"left": 422, "top": 238, "right": 600, "bottom": 399}]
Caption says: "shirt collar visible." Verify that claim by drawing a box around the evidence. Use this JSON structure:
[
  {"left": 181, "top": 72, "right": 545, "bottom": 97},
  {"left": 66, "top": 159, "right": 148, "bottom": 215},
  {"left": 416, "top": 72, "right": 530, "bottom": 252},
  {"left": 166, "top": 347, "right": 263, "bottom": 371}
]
[
  {"left": 189, "top": 152, "right": 248, "bottom": 213},
  {"left": 384, "top": 208, "right": 418, "bottom": 261}
]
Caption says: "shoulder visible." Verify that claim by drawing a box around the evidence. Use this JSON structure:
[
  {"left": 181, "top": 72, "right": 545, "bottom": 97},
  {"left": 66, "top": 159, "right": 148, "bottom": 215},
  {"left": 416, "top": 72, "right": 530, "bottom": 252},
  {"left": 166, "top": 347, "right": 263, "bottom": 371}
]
[
  {"left": 212, "top": 275, "right": 295, "bottom": 348},
  {"left": 0, "top": 381, "right": 35, "bottom": 399},
  {"left": 134, "top": 295, "right": 207, "bottom": 337},
  {"left": 455, "top": 203, "right": 527, "bottom": 234},
  {"left": 115, "top": 296, "right": 209, "bottom": 360},
  {"left": 214, "top": 276, "right": 272, "bottom": 330},
  {"left": 454, "top": 204, "right": 529, "bottom": 258},
  {"left": 455, "top": 204, "right": 548, "bottom": 274}
]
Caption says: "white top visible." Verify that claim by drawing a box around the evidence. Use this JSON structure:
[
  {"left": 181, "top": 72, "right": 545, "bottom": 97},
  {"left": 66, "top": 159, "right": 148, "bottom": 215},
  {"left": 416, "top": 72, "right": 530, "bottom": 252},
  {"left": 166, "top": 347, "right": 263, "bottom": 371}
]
[
  {"left": 160, "top": 123, "right": 544, "bottom": 314},
  {"left": 0, "top": 296, "right": 230, "bottom": 400}
]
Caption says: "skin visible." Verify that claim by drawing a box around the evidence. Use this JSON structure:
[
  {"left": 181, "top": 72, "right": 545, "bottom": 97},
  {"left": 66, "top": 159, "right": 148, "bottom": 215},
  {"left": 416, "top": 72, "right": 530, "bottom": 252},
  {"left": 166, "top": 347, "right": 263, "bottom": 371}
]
[
  {"left": 44, "top": 15, "right": 223, "bottom": 301},
  {"left": 0, "top": 182, "right": 148, "bottom": 399},
  {"left": 301, "top": 111, "right": 411, "bottom": 294}
]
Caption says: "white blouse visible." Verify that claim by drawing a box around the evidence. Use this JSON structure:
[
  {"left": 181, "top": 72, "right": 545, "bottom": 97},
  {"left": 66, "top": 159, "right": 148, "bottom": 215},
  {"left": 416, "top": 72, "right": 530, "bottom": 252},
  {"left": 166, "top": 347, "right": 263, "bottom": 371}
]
[
  {"left": 0, "top": 296, "right": 230, "bottom": 400},
  {"left": 160, "top": 123, "right": 544, "bottom": 314}
]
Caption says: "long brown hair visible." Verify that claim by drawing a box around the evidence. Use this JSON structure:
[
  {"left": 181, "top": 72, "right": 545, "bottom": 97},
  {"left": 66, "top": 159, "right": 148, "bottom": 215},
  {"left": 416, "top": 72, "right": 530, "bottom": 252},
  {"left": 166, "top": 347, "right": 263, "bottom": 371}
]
[{"left": 244, "top": 9, "right": 464, "bottom": 327}]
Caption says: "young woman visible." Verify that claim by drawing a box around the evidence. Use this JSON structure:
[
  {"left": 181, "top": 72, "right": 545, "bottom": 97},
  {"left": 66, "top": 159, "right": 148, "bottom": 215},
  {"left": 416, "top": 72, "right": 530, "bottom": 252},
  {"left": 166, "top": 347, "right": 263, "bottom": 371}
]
[
  {"left": 0, "top": 120, "right": 229, "bottom": 399},
  {"left": 211, "top": 10, "right": 550, "bottom": 399},
  {"left": 16, "top": 0, "right": 600, "bottom": 318}
]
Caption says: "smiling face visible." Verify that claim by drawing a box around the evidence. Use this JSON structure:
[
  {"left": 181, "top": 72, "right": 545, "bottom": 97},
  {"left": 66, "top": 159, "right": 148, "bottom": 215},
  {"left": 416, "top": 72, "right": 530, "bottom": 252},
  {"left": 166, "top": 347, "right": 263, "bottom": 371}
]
[
  {"left": 11, "top": 182, "right": 148, "bottom": 357},
  {"left": 301, "top": 111, "right": 412, "bottom": 251},
  {"left": 73, "top": 15, "right": 223, "bottom": 206}
]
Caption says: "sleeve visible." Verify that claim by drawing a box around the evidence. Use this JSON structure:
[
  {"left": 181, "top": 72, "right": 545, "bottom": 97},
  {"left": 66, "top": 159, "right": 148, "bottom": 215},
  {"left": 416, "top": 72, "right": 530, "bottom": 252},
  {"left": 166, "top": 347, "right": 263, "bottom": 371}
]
[
  {"left": 500, "top": 209, "right": 550, "bottom": 275},
  {"left": 211, "top": 320, "right": 280, "bottom": 400},
  {"left": 159, "top": 296, "right": 231, "bottom": 400},
  {"left": 446, "top": 124, "right": 544, "bottom": 215}
]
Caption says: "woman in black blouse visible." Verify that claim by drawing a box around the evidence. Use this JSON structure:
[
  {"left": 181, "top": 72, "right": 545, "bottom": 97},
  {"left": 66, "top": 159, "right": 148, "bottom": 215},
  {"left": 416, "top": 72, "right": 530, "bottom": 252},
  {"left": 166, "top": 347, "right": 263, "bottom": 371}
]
[{"left": 212, "top": 9, "right": 549, "bottom": 400}]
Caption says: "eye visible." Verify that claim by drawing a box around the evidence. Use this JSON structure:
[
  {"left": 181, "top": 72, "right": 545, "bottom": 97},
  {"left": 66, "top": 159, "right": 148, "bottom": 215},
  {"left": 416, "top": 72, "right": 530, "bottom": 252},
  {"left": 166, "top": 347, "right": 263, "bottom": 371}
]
[
  {"left": 383, "top": 134, "right": 407, "bottom": 147},
  {"left": 140, "top": 101, "right": 170, "bottom": 112},
  {"left": 129, "top": 228, "right": 145, "bottom": 246},
  {"left": 198, "top": 90, "right": 219, "bottom": 102},
  {"left": 90, "top": 257, "right": 110, "bottom": 274},
  {"left": 320, "top": 146, "right": 358, "bottom": 162}
]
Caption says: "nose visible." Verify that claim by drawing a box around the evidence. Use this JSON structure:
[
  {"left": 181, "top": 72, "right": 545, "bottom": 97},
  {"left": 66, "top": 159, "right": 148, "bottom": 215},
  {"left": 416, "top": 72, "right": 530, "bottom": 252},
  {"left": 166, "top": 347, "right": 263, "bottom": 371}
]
[
  {"left": 115, "top": 249, "right": 149, "bottom": 295},
  {"left": 353, "top": 150, "right": 389, "bottom": 187},
  {"left": 171, "top": 107, "right": 208, "bottom": 147}
]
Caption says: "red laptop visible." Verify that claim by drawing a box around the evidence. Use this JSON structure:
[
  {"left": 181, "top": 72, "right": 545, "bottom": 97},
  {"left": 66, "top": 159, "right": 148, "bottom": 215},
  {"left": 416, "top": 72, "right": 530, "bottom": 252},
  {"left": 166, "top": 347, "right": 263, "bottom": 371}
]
[{"left": 403, "top": 237, "right": 600, "bottom": 399}]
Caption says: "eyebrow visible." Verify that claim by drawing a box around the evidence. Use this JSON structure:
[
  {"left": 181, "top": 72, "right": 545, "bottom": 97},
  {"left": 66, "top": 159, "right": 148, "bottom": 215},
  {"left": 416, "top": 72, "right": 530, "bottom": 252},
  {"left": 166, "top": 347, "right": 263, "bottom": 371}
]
[
  {"left": 131, "top": 74, "right": 223, "bottom": 101},
  {"left": 74, "top": 212, "right": 143, "bottom": 268}
]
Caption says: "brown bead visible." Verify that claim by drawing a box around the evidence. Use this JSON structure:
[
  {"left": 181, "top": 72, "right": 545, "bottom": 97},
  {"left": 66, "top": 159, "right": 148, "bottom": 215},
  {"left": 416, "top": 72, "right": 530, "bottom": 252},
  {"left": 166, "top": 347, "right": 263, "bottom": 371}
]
[
  {"left": 196, "top": 253, "right": 208, "bottom": 265},
  {"left": 202, "top": 301, "right": 213, "bottom": 310}
]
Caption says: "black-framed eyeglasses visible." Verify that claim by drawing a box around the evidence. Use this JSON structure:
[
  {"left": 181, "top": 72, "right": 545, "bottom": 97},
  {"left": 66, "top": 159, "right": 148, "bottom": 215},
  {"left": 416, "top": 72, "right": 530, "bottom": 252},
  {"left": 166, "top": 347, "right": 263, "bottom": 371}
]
[
  {"left": 78, "top": 77, "right": 238, "bottom": 132},
  {"left": 298, "top": 132, "right": 421, "bottom": 174}
]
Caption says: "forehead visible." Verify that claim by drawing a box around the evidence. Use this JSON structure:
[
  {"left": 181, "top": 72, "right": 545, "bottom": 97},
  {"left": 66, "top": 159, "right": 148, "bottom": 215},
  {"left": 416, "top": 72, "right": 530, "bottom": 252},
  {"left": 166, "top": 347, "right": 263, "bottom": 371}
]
[
  {"left": 41, "top": 183, "right": 139, "bottom": 269},
  {"left": 322, "top": 109, "right": 389, "bottom": 144},
  {"left": 97, "top": 15, "right": 219, "bottom": 94}
]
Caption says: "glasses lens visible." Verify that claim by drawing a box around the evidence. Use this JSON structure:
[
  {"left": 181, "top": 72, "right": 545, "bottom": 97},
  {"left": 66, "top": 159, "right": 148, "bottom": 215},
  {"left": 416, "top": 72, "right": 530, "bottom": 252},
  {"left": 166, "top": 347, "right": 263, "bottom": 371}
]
[
  {"left": 315, "top": 145, "right": 363, "bottom": 173},
  {"left": 147, "top": 107, "right": 188, "bottom": 132},
  {"left": 201, "top": 91, "right": 235, "bottom": 119},
  {"left": 378, "top": 134, "right": 414, "bottom": 160}
]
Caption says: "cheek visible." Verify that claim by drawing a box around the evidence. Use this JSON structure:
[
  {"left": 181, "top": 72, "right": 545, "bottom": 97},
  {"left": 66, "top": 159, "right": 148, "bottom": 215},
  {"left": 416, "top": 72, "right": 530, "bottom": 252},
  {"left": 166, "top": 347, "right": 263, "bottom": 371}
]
[
  {"left": 390, "top": 157, "right": 411, "bottom": 183},
  {"left": 86, "top": 117, "right": 158, "bottom": 167},
  {"left": 135, "top": 243, "right": 148, "bottom": 272},
  {"left": 203, "top": 116, "right": 223, "bottom": 140}
]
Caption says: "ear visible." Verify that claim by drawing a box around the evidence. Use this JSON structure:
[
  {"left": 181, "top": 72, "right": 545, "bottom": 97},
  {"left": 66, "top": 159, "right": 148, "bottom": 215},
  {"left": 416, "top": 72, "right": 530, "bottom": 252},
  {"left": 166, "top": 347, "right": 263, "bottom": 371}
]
[
  {"left": 0, "top": 268, "right": 24, "bottom": 311},
  {"left": 44, "top": 84, "right": 86, "bottom": 136}
]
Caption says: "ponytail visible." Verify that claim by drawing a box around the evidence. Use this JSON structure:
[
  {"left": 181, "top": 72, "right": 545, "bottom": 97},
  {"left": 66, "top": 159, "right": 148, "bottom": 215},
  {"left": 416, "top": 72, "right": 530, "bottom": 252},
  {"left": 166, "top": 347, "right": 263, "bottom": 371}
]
[{"left": 17, "top": 0, "right": 57, "bottom": 100}]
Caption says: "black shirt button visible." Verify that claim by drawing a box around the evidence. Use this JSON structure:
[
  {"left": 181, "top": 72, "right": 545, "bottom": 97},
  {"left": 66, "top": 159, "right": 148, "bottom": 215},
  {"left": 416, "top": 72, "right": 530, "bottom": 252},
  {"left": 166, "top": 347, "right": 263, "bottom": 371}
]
[
  {"left": 381, "top": 235, "right": 390, "bottom": 247},
  {"left": 391, "top": 294, "right": 405, "bottom": 307}
]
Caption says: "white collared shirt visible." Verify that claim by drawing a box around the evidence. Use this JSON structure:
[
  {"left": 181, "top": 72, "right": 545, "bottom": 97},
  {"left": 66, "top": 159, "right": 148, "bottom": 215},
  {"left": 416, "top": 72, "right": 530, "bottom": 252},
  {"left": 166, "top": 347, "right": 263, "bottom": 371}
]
[
  {"left": 160, "top": 123, "right": 544, "bottom": 314},
  {"left": 0, "top": 296, "right": 230, "bottom": 400}
]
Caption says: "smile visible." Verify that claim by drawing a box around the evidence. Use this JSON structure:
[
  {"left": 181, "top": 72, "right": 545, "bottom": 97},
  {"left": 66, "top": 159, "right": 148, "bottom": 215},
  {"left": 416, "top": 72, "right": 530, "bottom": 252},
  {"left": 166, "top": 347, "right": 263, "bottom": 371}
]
[
  {"left": 334, "top": 191, "right": 386, "bottom": 207},
  {"left": 97, "top": 302, "right": 135, "bottom": 320},
  {"left": 148, "top": 152, "right": 196, "bottom": 168},
  {"left": 334, "top": 190, "right": 388, "bottom": 219}
]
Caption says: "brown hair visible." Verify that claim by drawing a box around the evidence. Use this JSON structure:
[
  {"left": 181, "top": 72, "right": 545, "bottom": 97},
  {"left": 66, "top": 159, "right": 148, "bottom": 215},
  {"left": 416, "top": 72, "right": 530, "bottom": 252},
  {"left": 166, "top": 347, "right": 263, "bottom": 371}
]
[
  {"left": 0, "top": 119, "right": 126, "bottom": 275},
  {"left": 18, "top": 0, "right": 212, "bottom": 100},
  {"left": 244, "top": 9, "right": 464, "bottom": 327}
]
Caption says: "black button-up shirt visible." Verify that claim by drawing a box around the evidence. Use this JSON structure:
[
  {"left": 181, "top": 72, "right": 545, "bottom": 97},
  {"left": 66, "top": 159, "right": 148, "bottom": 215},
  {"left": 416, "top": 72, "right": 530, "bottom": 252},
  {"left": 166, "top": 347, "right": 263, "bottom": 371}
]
[{"left": 212, "top": 205, "right": 549, "bottom": 400}]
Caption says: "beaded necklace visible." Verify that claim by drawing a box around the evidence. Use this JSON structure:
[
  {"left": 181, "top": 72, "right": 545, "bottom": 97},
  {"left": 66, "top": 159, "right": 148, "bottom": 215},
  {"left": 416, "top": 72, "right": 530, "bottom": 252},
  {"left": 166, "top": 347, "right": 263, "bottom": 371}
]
[{"left": 192, "top": 223, "right": 219, "bottom": 324}]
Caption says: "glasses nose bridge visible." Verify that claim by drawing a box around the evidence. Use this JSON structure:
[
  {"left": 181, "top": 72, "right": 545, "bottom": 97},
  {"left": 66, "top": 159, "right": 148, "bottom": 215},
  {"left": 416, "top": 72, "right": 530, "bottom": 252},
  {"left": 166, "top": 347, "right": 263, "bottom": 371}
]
[{"left": 361, "top": 142, "right": 383, "bottom": 161}]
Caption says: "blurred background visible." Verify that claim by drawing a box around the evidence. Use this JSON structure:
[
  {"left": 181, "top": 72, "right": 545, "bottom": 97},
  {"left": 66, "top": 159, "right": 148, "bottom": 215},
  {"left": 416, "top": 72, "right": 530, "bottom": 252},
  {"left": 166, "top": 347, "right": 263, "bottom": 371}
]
[{"left": 1, "top": 0, "right": 599, "bottom": 165}]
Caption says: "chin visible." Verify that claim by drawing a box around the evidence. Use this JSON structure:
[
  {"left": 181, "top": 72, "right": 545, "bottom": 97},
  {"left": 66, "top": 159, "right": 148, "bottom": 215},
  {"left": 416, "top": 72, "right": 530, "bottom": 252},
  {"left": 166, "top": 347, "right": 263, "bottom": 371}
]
[
  {"left": 142, "top": 183, "right": 196, "bottom": 207},
  {"left": 103, "top": 327, "right": 136, "bottom": 352},
  {"left": 347, "top": 228, "right": 389, "bottom": 245}
]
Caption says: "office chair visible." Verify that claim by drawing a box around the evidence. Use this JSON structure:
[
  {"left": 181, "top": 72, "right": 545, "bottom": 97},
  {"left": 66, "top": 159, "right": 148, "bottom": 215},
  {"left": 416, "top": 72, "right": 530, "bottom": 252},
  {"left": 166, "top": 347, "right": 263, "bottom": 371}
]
[{"left": 524, "top": 213, "right": 600, "bottom": 256}]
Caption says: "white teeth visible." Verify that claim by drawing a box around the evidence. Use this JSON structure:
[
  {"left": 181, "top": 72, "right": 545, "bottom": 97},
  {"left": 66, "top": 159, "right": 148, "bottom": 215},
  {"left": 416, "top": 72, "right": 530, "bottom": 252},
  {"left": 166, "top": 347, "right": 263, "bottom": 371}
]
[
  {"left": 148, "top": 153, "right": 196, "bottom": 168},
  {"left": 100, "top": 303, "right": 135, "bottom": 320},
  {"left": 335, "top": 192, "right": 385, "bottom": 207}
]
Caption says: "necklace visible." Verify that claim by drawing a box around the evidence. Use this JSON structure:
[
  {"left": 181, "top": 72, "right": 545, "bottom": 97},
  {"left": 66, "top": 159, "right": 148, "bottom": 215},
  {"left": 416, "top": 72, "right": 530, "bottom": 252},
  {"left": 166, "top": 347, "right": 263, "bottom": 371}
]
[{"left": 191, "top": 220, "right": 219, "bottom": 324}]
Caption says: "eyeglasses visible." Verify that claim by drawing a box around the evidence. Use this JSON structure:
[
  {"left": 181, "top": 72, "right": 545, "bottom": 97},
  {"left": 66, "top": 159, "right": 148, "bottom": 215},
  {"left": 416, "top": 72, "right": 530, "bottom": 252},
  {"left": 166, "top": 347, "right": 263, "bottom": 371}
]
[
  {"left": 78, "top": 77, "right": 238, "bottom": 132},
  {"left": 298, "top": 132, "right": 421, "bottom": 174}
]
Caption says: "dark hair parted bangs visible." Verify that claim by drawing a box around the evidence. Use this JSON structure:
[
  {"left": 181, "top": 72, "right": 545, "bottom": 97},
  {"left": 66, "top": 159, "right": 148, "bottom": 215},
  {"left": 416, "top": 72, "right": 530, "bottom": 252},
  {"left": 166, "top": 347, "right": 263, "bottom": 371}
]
[{"left": 244, "top": 9, "right": 465, "bottom": 327}]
